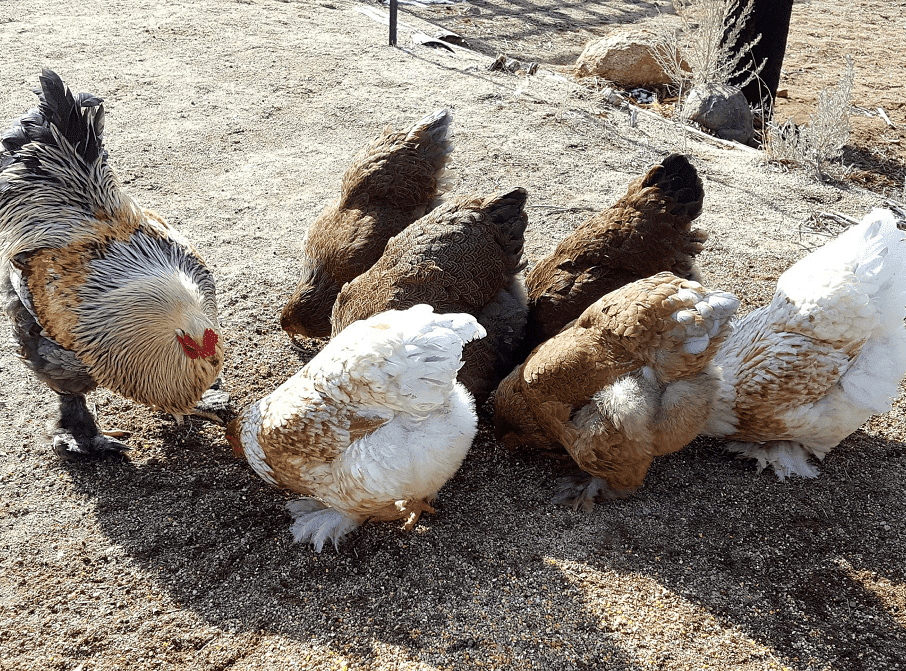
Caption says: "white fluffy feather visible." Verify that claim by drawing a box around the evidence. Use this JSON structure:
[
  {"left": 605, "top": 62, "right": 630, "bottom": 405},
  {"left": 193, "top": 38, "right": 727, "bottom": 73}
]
[
  {"left": 704, "top": 208, "right": 906, "bottom": 478},
  {"left": 232, "top": 304, "right": 485, "bottom": 551}
]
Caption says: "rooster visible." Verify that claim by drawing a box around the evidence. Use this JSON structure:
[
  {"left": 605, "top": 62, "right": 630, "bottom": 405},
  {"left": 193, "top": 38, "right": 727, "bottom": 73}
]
[
  {"left": 523, "top": 153, "right": 707, "bottom": 352},
  {"left": 227, "top": 305, "right": 485, "bottom": 551},
  {"left": 702, "top": 208, "right": 906, "bottom": 478},
  {"left": 0, "top": 70, "right": 226, "bottom": 458},
  {"left": 280, "top": 108, "right": 453, "bottom": 340},
  {"left": 495, "top": 273, "right": 738, "bottom": 511},
  {"left": 330, "top": 187, "right": 529, "bottom": 407}
]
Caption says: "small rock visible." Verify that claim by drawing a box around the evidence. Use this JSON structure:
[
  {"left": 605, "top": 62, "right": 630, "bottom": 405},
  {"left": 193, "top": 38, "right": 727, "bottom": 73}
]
[
  {"left": 682, "top": 83, "right": 754, "bottom": 144},
  {"left": 574, "top": 28, "right": 672, "bottom": 87}
]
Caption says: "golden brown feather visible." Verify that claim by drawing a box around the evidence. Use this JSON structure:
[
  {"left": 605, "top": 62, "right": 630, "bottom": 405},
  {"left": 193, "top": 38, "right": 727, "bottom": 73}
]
[
  {"left": 331, "top": 188, "right": 529, "bottom": 406},
  {"left": 495, "top": 272, "right": 738, "bottom": 510}
]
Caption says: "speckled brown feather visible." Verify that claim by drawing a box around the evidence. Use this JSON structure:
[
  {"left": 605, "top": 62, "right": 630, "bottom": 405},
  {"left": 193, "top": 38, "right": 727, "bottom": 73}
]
[
  {"left": 496, "top": 272, "right": 737, "bottom": 497},
  {"left": 280, "top": 109, "right": 453, "bottom": 338},
  {"left": 524, "top": 153, "right": 707, "bottom": 349},
  {"left": 331, "top": 188, "right": 529, "bottom": 405}
]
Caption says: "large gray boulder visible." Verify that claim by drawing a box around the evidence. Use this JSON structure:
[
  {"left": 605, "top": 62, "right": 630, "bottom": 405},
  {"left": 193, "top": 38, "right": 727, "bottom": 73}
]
[{"left": 682, "top": 83, "right": 754, "bottom": 144}]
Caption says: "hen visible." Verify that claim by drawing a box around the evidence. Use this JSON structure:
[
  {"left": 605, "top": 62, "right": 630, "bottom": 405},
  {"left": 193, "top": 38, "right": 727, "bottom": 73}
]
[
  {"left": 330, "top": 187, "right": 529, "bottom": 407},
  {"left": 702, "top": 208, "right": 906, "bottom": 478},
  {"left": 0, "top": 70, "right": 225, "bottom": 458},
  {"left": 227, "top": 305, "right": 485, "bottom": 552},
  {"left": 524, "top": 153, "right": 707, "bottom": 351},
  {"left": 280, "top": 108, "right": 453, "bottom": 340},
  {"left": 495, "top": 272, "right": 738, "bottom": 511}
]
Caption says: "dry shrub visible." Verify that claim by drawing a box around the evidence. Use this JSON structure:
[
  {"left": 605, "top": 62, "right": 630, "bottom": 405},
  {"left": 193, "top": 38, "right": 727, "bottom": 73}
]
[
  {"left": 653, "top": 0, "right": 762, "bottom": 92},
  {"left": 765, "top": 55, "right": 854, "bottom": 181}
]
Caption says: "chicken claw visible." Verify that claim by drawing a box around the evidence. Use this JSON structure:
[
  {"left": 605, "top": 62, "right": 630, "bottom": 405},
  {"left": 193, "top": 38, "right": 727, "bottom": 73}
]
[
  {"left": 52, "top": 432, "right": 130, "bottom": 461},
  {"left": 552, "top": 474, "right": 633, "bottom": 513}
]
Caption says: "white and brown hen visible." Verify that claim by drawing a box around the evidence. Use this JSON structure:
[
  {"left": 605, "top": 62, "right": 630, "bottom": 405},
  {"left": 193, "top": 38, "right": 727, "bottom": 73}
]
[
  {"left": 702, "top": 208, "right": 906, "bottom": 478},
  {"left": 280, "top": 109, "right": 453, "bottom": 340},
  {"left": 227, "top": 305, "right": 485, "bottom": 551},
  {"left": 0, "top": 70, "right": 226, "bottom": 459},
  {"left": 495, "top": 272, "right": 739, "bottom": 511},
  {"left": 330, "top": 187, "right": 529, "bottom": 407},
  {"left": 524, "top": 153, "right": 707, "bottom": 352}
]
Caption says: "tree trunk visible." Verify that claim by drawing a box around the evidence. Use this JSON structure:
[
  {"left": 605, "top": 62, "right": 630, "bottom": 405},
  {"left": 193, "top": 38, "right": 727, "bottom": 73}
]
[{"left": 724, "top": 0, "right": 794, "bottom": 116}]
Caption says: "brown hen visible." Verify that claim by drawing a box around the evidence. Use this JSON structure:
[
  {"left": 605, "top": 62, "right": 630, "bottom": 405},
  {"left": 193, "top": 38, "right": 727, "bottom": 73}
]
[
  {"left": 523, "top": 153, "right": 707, "bottom": 351},
  {"left": 495, "top": 272, "right": 738, "bottom": 511},
  {"left": 280, "top": 108, "right": 453, "bottom": 339},
  {"left": 331, "top": 188, "right": 529, "bottom": 407}
]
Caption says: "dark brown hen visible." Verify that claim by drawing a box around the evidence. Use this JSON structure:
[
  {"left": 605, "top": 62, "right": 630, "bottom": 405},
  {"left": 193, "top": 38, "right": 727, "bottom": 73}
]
[
  {"left": 280, "top": 109, "right": 453, "bottom": 339},
  {"left": 331, "top": 188, "right": 529, "bottom": 407},
  {"left": 523, "top": 153, "right": 707, "bottom": 351}
]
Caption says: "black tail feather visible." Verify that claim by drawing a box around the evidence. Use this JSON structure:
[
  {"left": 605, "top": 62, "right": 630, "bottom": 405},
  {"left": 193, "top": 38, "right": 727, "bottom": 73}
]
[
  {"left": 646, "top": 153, "right": 704, "bottom": 220},
  {"left": 1, "top": 69, "right": 105, "bottom": 165}
]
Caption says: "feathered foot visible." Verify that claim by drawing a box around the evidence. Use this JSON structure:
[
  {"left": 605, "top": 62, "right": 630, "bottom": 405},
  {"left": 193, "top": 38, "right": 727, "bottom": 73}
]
[
  {"left": 397, "top": 499, "right": 436, "bottom": 531},
  {"left": 286, "top": 499, "right": 360, "bottom": 552},
  {"left": 725, "top": 440, "right": 821, "bottom": 480},
  {"left": 552, "top": 474, "right": 635, "bottom": 513},
  {"left": 51, "top": 394, "right": 130, "bottom": 460}
]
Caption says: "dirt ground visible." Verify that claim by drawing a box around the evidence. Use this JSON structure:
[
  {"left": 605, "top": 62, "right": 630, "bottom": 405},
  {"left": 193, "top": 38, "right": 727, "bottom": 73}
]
[{"left": 1, "top": 1, "right": 905, "bottom": 670}]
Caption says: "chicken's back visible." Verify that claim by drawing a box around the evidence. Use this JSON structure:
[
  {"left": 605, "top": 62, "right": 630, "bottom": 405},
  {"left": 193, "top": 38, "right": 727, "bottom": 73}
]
[
  {"left": 280, "top": 109, "right": 454, "bottom": 338},
  {"left": 331, "top": 188, "right": 529, "bottom": 405},
  {"left": 524, "top": 153, "right": 707, "bottom": 349}
]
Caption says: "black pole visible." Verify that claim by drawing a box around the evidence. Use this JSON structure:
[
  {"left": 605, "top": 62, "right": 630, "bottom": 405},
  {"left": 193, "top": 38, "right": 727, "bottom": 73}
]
[
  {"left": 723, "top": 0, "right": 794, "bottom": 116},
  {"left": 389, "top": 0, "right": 398, "bottom": 46}
]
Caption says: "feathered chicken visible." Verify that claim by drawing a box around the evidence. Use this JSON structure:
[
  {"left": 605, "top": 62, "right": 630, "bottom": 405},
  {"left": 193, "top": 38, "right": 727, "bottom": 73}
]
[
  {"left": 702, "top": 208, "right": 906, "bottom": 478},
  {"left": 495, "top": 272, "right": 739, "bottom": 511},
  {"left": 227, "top": 305, "right": 485, "bottom": 551},
  {"left": 0, "top": 70, "right": 226, "bottom": 458},
  {"left": 280, "top": 109, "right": 453, "bottom": 340},
  {"left": 523, "top": 153, "right": 707, "bottom": 351},
  {"left": 330, "top": 187, "right": 529, "bottom": 407}
]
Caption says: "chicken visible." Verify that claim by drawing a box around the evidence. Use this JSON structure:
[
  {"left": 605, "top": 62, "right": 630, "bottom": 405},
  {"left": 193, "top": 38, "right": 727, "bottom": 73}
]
[
  {"left": 0, "top": 70, "right": 226, "bottom": 458},
  {"left": 702, "top": 208, "right": 906, "bottom": 478},
  {"left": 227, "top": 305, "right": 485, "bottom": 552},
  {"left": 330, "top": 188, "right": 529, "bottom": 407},
  {"left": 495, "top": 272, "right": 739, "bottom": 511},
  {"left": 280, "top": 108, "right": 453, "bottom": 340},
  {"left": 523, "top": 153, "right": 707, "bottom": 351}
]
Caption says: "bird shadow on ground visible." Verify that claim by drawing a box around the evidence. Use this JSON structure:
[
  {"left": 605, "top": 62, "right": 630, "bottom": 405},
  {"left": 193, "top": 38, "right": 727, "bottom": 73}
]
[
  {"left": 59, "top": 396, "right": 906, "bottom": 669},
  {"left": 550, "top": 432, "right": 906, "bottom": 670},
  {"left": 60, "top": 409, "right": 657, "bottom": 668}
]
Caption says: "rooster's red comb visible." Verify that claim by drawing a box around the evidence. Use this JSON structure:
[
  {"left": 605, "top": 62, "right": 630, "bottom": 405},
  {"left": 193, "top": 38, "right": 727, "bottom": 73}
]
[{"left": 178, "top": 329, "right": 219, "bottom": 360}]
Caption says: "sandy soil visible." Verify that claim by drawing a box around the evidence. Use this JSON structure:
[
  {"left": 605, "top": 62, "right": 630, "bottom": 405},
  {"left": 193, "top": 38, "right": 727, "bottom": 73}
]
[{"left": 1, "top": 1, "right": 905, "bottom": 670}]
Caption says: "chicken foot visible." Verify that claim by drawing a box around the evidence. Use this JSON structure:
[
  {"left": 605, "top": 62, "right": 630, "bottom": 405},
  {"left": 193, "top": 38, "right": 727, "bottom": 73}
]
[
  {"left": 552, "top": 474, "right": 636, "bottom": 513},
  {"left": 51, "top": 393, "right": 130, "bottom": 460}
]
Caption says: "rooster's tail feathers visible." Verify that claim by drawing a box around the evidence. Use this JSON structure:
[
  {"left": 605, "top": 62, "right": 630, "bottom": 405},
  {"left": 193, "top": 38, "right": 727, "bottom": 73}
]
[{"left": 2, "top": 69, "right": 105, "bottom": 168}]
